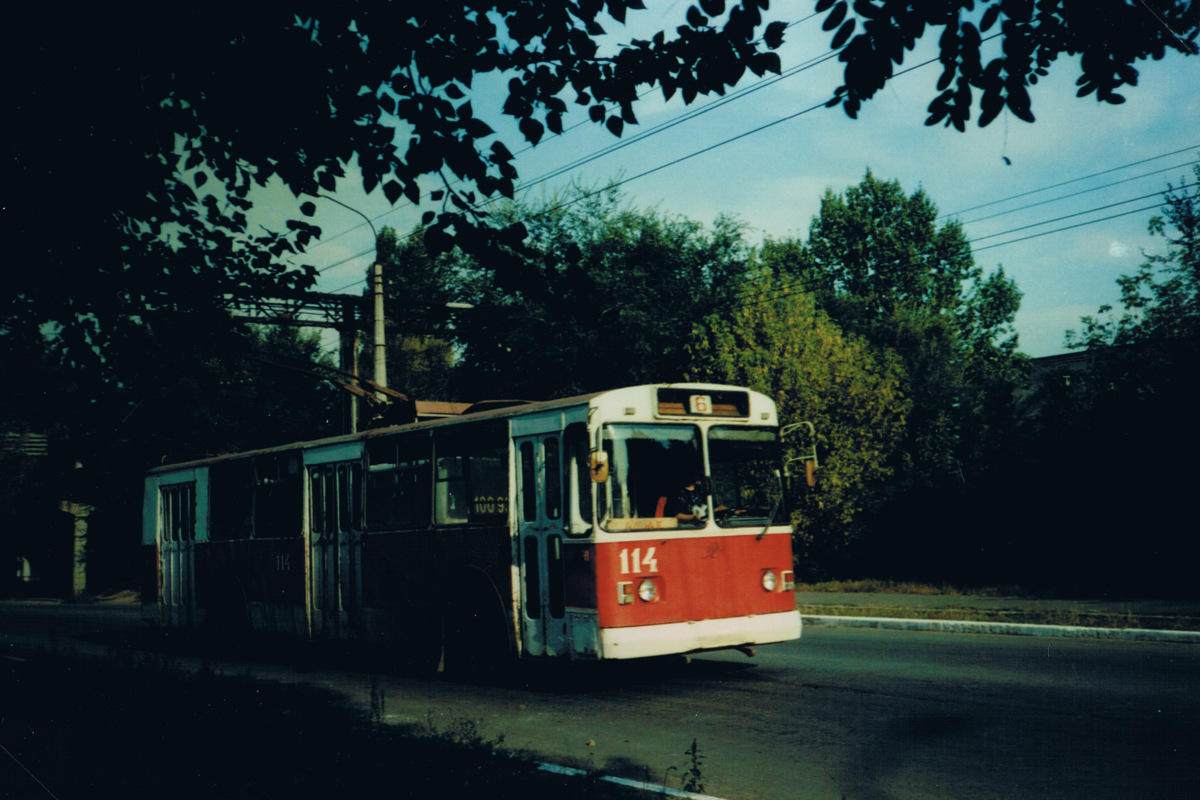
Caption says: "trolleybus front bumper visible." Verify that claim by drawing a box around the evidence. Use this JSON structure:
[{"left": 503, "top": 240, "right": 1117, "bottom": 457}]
[{"left": 598, "top": 609, "right": 801, "bottom": 660}]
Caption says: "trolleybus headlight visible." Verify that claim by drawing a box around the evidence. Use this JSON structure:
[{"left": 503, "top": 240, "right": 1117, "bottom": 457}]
[
  {"left": 637, "top": 579, "right": 658, "bottom": 603},
  {"left": 761, "top": 570, "right": 778, "bottom": 592}
]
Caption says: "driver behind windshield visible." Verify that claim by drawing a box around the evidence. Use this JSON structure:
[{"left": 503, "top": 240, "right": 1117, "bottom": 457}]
[{"left": 669, "top": 473, "right": 708, "bottom": 526}]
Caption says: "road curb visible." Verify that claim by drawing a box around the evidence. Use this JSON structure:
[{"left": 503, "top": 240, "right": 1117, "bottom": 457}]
[
  {"left": 538, "top": 762, "right": 728, "bottom": 800},
  {"left": 801, "top": 614, "right": 1200, "bottom": 643}
]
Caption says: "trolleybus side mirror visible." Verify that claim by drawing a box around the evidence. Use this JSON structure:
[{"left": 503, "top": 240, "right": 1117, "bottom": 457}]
[{"left": 590, "top": 450, "right": 609, "bottom": 483}]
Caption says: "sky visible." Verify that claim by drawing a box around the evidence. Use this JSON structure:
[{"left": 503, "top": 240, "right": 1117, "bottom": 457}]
[{"left": 256, "top": 2, "right": 1200, "bottom": 359}]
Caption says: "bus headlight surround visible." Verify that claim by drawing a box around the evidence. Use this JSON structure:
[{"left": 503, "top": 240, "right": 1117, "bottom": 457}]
[
  {"left": 637, "top": 579, "right": 658, "bottom": 603},
  {"left": 761, "top": 570, "right": 778, "bottom": 592}
]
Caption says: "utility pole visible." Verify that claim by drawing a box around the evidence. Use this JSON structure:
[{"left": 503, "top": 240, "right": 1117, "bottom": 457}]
[
  {"left": 318, "top": 195, "right": 388, "bottom": 404},
  {"left": 372, "top": 260, "right": 387, "bottom": 399}
]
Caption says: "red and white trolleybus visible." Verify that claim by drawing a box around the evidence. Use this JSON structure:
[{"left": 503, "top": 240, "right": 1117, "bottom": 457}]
[{"left": 142, "top": 384, "right": 803, "bottom": 667}]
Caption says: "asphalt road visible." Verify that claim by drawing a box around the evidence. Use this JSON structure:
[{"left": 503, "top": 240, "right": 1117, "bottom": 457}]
[{"left": 3, "top": 603, "right": 1197, "bottom": 799}]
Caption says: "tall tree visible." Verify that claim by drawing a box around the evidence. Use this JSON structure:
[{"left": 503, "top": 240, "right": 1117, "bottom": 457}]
[
  {"left": 771, "top": 172, "right": 1023, "bottom": 484},
  {"left": 763, "top": 173, "right": 1025, "bottom": 580},
  {"left": 373, "top": 227, "right": 459, "bottom": 401},
  {"left": 451, "top": 186, "right": 754, "bottom": 398},
  {"left": 688, "top": 276, "right": 909, "bottom": 576}
]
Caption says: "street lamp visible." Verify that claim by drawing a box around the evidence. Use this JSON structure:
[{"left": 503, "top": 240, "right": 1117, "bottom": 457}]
[{"left": 317, "top": 194, "right": 387, "bottom": 399}]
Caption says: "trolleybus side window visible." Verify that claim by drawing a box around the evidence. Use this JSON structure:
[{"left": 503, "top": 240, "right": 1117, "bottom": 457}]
[
  {"left": 434, "top": 424, "right": 508, "bottom": 526},
  {"left": 253, "top": 453, "right": 301, "bottom": 539},
  {"left": 209, "top": 459, "right": 254, "bottom": 541},
  {"left": 367, "top": 435, "right": 433, "bottom": 531}
]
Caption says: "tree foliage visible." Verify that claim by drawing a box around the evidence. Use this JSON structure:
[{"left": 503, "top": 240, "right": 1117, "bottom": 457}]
[
  {"left": 768, "top": 172, "right": 1024, "bottom": 485},
  {"left": 1008, "top": 167, "right": 1200, "bottom": 594},
  {"left": 449, "top": 186, "right": 754, "bottom": 398},
  {"left": 687, "top": 277, "right": 908, "bottom": 574},
  {"left": 7, "top": 1, "right": 1195, "bottom": 373},
  {"left": 4, "top": 0, "right": 788, "bottom": 374},
  {"left": 373, "top": 227, "right": 460, "bottom": 401},
  {"left": 823, "top": 0, "right": 1200, "bottom": 130}
]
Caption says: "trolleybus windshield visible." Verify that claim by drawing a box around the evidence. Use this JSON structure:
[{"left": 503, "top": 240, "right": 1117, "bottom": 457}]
[
  {"left": 598, "top": 424, "right": 784, "bottom": 531},
  {"left": 600, "top": 424, "right": 701, "bottom": 529},
  {"left": 708, "top": 427, "right": 783, "bottom": 527}
]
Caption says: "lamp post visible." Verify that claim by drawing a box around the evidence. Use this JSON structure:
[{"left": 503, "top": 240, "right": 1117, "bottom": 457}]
[{"left": 317, "top": 195, "right": 387, "bottom": 402}]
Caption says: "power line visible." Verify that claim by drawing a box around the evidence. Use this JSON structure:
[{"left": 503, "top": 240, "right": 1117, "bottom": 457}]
[
  {"left": 733, "top": 180, "right": 1196, "bottom": 308},
  {"left": 969, "top": 180, "right": 1198, "bottom": 244},
  {"left": 941, "top": 144, "right": 1200, "bottom": 219},
  {"left": 971, "top": 202, "right": 1168, "bottom": 254},
  {"left": 960, "top": 160, "right": 1199, "bottom": 225}
]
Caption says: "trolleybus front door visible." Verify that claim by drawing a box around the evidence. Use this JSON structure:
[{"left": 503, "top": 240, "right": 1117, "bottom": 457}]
[
  {"left": 308, "top": 461, "right": 363, "bottom": 638},
  {"left": 516, "top": 433, "right": 568, "bottom": 658}
]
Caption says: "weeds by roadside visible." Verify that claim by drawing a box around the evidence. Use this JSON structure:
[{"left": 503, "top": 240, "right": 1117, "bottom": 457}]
[{"left": 0, "top": 645, "right": 644, "bottom": 800}]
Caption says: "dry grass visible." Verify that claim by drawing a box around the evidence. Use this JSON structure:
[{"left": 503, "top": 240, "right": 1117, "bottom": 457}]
[{"left": 795, "top": 579, "right": 1013, "bottom": 597}]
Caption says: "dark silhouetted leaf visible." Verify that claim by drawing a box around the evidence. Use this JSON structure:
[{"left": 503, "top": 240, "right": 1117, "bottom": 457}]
[
  {"left": 383, "top": 180, "right": 403, "bottom": 205},
  {"left": 763, "top": 20, "right": 787, "bottom": 49},
  {"left": 980, "top": 4, "right": 1001, "bottom": 32},
  {"left": 519, "top": 116, "right": 544, "bottom": 145},
  {"left": 823, "top": 1, "right": 847, "bottom": 31},
  {"left": 831, "top": 18, "right": 856, "bottom": 50},
  {"left": 300, "top": 202, "right": 316, "bottom": 217}
]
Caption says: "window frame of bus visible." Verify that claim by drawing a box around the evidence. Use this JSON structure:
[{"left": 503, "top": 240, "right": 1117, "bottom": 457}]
[
  {"left": 433, "top": 422, "right": 509, "bottom": 526},
  {"left": 366, "top": 434, "right": 433, "bottom": 531},
  {"left": 707, "top": 426, "right": 785, "bottom": 528},
  {"left": 597, "top": 423, "right": 703, "bottom": 532},
  {"left": 208, "top": 459, "right": 255, "bottom": 541},
  {"left": 253, "top": 452, "right": 303, "bottom": 540}
]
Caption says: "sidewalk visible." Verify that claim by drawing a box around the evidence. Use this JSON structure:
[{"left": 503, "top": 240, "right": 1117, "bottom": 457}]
[{"left": 795, "top": 591, "right": 1200, "bottom": 643}]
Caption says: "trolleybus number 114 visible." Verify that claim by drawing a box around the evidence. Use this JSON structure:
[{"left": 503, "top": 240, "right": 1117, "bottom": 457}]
[{"left": 618, "top": 547, "right": 658, "bottom": 575}]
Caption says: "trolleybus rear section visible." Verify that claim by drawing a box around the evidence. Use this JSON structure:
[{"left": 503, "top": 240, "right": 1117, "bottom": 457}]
[{"left": 141, "top": 384, "right": 804, "bottom": 666}]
